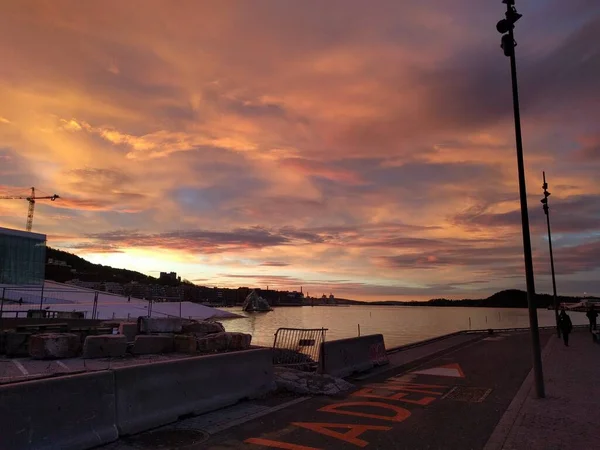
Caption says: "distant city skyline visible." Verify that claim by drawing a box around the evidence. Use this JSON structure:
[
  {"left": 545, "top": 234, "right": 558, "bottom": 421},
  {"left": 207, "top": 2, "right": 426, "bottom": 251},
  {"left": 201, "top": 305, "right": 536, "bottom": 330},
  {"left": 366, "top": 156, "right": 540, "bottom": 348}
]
[{"left": 1, "top": 1, "right": 599, "bottom": 300}]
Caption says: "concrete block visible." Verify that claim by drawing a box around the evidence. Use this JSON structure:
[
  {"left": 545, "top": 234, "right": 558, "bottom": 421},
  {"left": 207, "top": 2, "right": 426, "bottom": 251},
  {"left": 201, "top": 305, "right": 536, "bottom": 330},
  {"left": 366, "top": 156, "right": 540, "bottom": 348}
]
[
  {"left": 229, "top": 332, "right": 252, "bottom": 350},
  {"left": 114, "top": 348, "right": 275, "bottom": 435},
  {"left": 5, "top": 332, "right": 31, "bottom": 357},
  {"left": 182, "top": 320, "right": 225, "bottom": 336},
  {"left": 174, "top": 334, "right": 198, "bottom": 353},
  {"left": 132, "top": 335, "right": 174, "bottom": 355},
  {"left": 83, "top": 334, "right": 127, "bottom": 358},
  {"left": 318, "top": 334, "right": 389, "bottom": 378},
  {"left": 197, "top": 332, "right": 252, "bottom": 352},
  {"left": 197, "top": 332, "right": 228, "bottom": 352},
  {"left": 138, "top": 317, "right": 182, "bottom": 334},
  {"left": 0, "top": 371, "right": 117, "bottom": 449},
  {"left": 118, "top": 322, "right": 138, "bottom": 342},
  {"left": 29, "top": 333, "right": 80, "bottom": 359}
]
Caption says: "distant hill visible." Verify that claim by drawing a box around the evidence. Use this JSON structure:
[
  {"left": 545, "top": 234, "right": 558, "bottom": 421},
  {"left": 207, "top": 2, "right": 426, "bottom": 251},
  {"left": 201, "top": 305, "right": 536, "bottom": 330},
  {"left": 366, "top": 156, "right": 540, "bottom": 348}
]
[
  {"left": 44, "top": 248, "right": 582, "bottom": 307},
  {"left": 45, "top": 247, "right": 157, "bottom": 284},
  {"left": 368, "top": 289, "right": 581, "bottom": 308}
]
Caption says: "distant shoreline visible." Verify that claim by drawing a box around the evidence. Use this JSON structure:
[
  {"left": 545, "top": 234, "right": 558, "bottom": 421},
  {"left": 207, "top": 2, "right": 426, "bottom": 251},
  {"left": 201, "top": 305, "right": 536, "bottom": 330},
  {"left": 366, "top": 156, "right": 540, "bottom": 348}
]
[{"left": 320, "top": 289, "right": 587, "bottom": 309}]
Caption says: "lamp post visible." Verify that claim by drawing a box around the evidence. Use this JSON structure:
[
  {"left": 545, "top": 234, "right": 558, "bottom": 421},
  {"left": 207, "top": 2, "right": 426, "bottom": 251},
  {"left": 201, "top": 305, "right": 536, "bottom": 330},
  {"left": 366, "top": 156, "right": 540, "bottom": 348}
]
[
  {"left": 496, "top": 0, "right": 545, "bottom": 398},
  {"left": 541, "top": 171, "right": 559, "bottom": 338}
]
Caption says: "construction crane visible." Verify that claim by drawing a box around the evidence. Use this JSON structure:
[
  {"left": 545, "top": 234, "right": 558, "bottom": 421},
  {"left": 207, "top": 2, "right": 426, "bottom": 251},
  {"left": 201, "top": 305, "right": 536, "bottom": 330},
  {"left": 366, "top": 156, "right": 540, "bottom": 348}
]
[{"left": 0, "top": 187, "right": 60, "bottom": 232}]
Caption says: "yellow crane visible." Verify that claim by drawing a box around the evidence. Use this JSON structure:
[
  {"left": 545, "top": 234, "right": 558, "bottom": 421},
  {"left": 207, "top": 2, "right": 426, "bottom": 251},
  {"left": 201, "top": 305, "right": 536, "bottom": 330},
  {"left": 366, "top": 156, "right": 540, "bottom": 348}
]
[{"left": 0, "top": 187, "right": 60, "bottom": 232}]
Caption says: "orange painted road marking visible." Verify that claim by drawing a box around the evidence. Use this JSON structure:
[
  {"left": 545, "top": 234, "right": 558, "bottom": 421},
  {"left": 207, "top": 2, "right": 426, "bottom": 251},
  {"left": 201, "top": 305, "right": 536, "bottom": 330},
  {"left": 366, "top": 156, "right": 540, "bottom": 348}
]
[
  {"left": 319, "top": 401, "right": 411, "bottom": 422},
  {"left": 245, "top": 437, "right": 322, "bottom": 449},
  {"left": 246, "top": 369, "right": 455, "bottom": 447},
  {"left": 412, "top": 363, "right": 465, "bottom": 378},
  {"left": 292, "top": 422, "right": 391, "bottom": 447},
  {"left": 352, "top": 387, "right": 436, "bottom": 406},
  {"left": 365, "top": 382, "right": 445, "bottom": 396}
]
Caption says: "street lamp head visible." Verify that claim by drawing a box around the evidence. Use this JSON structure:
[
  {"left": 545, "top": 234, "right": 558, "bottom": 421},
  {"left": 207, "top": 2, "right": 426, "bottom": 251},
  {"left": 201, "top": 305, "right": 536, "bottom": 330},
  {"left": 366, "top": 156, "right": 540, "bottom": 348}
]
[
  {"left": 506, "top": 8, "right": 522, "bottom": 24},
  {"left": 501, "top": 34, "right": 515, "bottom": 57},
  {"left": 496, "top": 7, "right": 522, "bottom": 34},
  {"left": 496, "top": 19, "right": 513, "bottom": 34}
]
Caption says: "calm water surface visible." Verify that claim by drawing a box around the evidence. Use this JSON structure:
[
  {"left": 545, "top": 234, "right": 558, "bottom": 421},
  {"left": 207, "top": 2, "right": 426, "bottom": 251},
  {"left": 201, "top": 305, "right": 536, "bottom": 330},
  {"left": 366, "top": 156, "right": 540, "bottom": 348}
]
[{"left": 222, "top": 305, "right": 587, "bottom": 348}]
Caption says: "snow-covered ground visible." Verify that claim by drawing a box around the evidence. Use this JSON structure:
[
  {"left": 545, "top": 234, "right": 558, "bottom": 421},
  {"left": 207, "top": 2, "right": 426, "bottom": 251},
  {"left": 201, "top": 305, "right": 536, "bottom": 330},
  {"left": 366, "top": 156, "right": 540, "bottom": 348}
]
[{"left": 0, "top": 280, "right": 241, "bottom": 320}]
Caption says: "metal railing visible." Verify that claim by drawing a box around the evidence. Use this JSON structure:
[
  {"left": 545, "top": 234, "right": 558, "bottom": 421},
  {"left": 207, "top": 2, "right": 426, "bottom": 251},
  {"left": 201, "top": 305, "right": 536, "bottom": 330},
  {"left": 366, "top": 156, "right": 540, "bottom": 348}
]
[{"left": 272, "top": 327, "right": 327, "bottom": 370}]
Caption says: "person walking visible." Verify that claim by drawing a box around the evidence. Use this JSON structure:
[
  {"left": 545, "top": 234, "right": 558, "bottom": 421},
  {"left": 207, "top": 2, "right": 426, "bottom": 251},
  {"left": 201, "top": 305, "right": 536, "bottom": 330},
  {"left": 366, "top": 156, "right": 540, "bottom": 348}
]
[
  {"left": 558, "top": 308, "right": 573, "bottom": 346},
  {"left": 586, "top": 305, "right": 598, "bottom": 332}
]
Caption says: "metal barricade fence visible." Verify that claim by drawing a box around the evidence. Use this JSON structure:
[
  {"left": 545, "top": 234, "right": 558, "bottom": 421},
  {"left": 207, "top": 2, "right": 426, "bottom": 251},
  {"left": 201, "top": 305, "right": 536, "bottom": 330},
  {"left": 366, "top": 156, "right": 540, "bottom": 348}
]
[{"left": 272, "top": 327, "right": 327, "bottom": 371}]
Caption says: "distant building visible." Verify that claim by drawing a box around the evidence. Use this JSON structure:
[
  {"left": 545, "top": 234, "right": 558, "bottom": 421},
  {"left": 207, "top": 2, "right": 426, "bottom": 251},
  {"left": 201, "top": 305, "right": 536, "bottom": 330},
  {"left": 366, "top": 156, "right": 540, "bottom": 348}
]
[
  {"left": 47, "top": 258, "right": 68, "bottom": 267},
  {"left": 103, "top": 282, "right": 124, "bottom": 295},
  {"left": 159, "top": 271, "right": 177, "bottom": 281},
  {"left": 66, "top": 279, "right": 102, "bottom": 290},
  {"left": 0, "top": 227, "right": 46, "bottom": 285}
]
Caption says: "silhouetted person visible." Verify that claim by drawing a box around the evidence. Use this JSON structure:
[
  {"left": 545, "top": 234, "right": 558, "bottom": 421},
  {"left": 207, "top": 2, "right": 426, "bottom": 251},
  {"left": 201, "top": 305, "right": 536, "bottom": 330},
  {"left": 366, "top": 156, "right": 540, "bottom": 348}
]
[
  {"left": 558, "top": 308, "right": 573, "bottom": 346},
  {"left": 18, "top": 297, "right": 23, "bottom": 306},
  {"left": 586, "top": 305, "right": 598, "bottom": 332}
]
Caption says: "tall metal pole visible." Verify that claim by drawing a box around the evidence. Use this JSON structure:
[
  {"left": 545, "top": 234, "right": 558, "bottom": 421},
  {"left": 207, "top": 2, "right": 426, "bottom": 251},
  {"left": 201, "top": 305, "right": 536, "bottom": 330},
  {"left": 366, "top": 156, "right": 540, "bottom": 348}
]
[
  {"left": 0, "top": 287, "right": 5, "bottom": 319},
  {"left": 179, "top": 288, "right": 183, "bottom": 318},
  {"left": 498, "top": 0, "right": 545, "bottom": 398},
  {"left": 39, "top": 282, "right": 45, "bottom": 311},
  {"left": 542, "top": 172, "right": 559, "bottom": 337}
]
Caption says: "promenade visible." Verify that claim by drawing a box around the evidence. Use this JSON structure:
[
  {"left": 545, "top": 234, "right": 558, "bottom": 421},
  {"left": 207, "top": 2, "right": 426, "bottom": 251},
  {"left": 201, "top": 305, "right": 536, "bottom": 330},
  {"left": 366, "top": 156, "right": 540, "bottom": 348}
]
[
  {"left": 485, "top": 328, "right": 600, "bottom": 450},
  {"left": 99, "top": 326, "right": 596, "bottom": 449}
]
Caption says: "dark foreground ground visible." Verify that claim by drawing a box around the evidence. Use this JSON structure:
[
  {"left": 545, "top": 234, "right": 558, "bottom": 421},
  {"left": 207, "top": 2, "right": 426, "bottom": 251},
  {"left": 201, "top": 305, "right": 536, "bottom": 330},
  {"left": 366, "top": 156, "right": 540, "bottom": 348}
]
[{"left": 107, "top": 329, "right": 551, "bottom": 450}]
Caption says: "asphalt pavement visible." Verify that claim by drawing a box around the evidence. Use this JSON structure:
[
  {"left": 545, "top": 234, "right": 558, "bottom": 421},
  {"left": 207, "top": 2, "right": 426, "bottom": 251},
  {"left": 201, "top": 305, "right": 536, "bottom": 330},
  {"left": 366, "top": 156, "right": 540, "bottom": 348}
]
[{"left": 203, "top": 329, "right": 552, "bottom": 450}]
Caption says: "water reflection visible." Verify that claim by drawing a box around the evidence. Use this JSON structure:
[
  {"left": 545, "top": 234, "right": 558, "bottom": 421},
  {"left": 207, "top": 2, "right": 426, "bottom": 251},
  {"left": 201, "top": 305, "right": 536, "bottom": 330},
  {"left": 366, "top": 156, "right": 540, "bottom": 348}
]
[{"left": 221, "top": 306, "right": 586, "bottom": 348}]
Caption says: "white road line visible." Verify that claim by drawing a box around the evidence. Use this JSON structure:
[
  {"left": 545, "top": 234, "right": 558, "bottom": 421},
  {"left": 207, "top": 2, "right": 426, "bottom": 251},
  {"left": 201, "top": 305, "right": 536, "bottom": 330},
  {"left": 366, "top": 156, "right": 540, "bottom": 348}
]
[
  {"left": 12, "top": 360, "right": 29, "bottom": 376},
  {"left": 441, "top": 386, "right": 458, "bottom": 400},
  {"left": 55, "top": 361, "right": 70, "bottom": 371}
]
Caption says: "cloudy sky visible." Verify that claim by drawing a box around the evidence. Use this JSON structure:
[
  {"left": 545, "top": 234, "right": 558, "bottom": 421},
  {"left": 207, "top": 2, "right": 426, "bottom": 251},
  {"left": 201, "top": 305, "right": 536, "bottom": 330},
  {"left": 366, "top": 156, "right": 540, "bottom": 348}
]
[{"left": 1, "top": 1, "right": 599, "bottom": 300}]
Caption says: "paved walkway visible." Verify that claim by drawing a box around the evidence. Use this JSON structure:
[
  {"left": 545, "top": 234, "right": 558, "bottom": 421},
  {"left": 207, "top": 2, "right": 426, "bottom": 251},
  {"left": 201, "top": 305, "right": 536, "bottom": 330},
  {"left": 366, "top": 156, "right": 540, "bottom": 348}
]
[{"left": 485, "top": 329, "right": 600, "bottom": 450}]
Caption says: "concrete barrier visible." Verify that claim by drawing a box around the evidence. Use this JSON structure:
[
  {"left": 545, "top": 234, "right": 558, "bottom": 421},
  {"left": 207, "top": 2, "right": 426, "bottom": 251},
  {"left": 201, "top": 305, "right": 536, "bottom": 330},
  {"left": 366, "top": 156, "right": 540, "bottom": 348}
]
[
  {"left": 114, "top": 348, "right": 275, "bottom": 435},
  {"left": 0, "top": 371, "right": 117, "bottom": 450},
  {"left": 318, "top": 334, "right": 389, "bottom": 378}
]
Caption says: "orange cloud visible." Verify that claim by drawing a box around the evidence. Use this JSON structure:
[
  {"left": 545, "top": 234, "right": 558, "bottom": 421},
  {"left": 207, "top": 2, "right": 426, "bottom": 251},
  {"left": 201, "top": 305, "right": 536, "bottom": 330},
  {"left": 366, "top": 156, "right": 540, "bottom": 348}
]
[{"left": 0, "top": 1, "right": 599, "bottom": 299}]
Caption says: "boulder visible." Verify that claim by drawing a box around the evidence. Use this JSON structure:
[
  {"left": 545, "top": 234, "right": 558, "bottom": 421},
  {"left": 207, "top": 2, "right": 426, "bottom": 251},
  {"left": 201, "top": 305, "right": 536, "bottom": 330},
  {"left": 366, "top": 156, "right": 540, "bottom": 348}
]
[
  {"left": 118, "top": 322, "right": 138, "bottom": 342},
  {"left": 181, "top": 321, "right": 225, "bottom": 336},
  {"left": 197, "top": 332, "right": 252, "bottom": 352},
  {"left": 173, "top": 335, "right": 198, "bottom": 353},
  {"left": 138, "top": 317, "right": 182, "bottom": 334},
  {"left": 28, "top": 333, "right": 80, "bottom": 360},
  {"left": 83, "top": 334, "right": 127, "bottom": 358},
  {"left": 132, "top": 335, "right": 174, "bottom": 355},
  {"left": 5, "top": 332, "right": 31, "bottom": 357}
]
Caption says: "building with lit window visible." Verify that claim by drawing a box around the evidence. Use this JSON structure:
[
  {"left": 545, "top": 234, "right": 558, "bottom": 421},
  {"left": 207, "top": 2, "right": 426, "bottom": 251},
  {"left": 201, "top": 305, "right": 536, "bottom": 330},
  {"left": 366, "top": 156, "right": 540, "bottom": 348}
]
[{"left": 0, "top": 226, "right": 46, "bottom": 285}]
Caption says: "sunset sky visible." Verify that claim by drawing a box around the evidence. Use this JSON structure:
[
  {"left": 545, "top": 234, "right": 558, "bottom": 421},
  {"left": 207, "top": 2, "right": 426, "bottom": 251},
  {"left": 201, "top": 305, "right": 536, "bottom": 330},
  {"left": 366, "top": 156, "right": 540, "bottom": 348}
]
[{"left": 1, "top": 1, "right": 599, "bottom": 300}]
